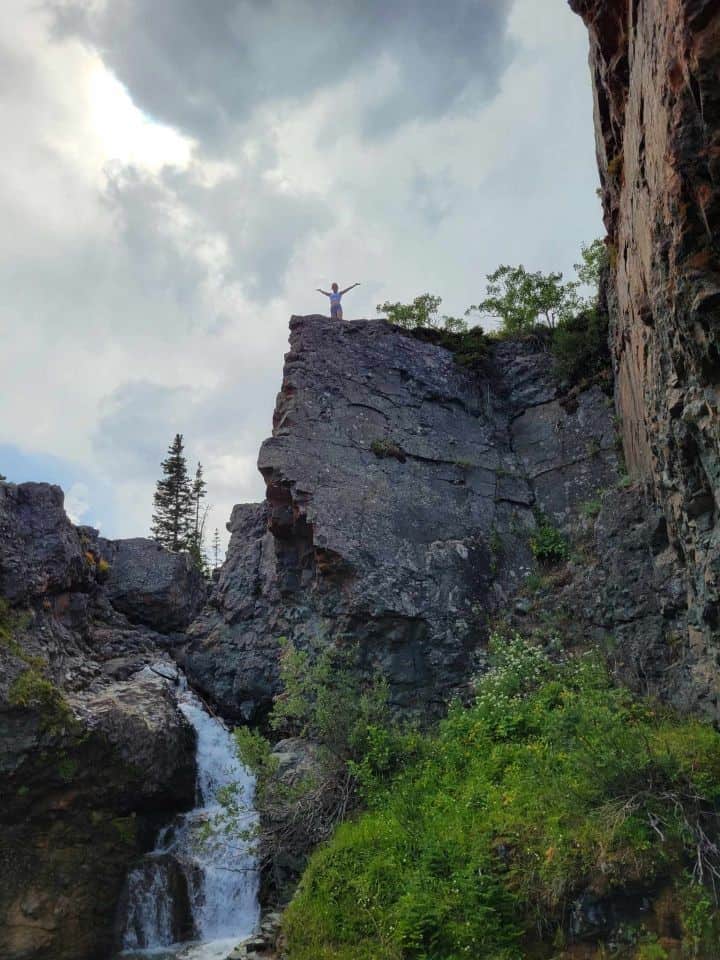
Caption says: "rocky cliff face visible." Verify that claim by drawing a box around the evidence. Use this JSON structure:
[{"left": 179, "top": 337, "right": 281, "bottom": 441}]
[
  {"left": 570, "top": 0, "right": 720, "bottom": 709},
  {"left": 186, "top": 316, "right": 618, "bottom": 723},
  {"left": 0, "top": 482, "right": 206, "bottom": 960}
]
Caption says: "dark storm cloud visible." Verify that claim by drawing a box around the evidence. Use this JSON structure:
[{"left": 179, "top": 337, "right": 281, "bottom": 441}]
[{"left": 48, "top": 0, "right": 516, "bottom": 144}]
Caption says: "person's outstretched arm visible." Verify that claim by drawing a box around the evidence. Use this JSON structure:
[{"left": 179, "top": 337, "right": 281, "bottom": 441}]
[
  {"left": 340, "top": 282, "right": 360, "bottom": 295},
  {"left": 316, "top": 288, "right": 330, "bottom": 296}
]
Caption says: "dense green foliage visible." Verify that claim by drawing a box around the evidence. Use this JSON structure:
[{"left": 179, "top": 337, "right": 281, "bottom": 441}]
[
  {"left": 409, "top": 325, "right": 489, "bottom": 372},
  {"left": 234, "top": 639, "right": 401, "bottom": 886},
  {"left": 469, "top": 265, "right": 578, "bottom": 333},
  {"left": 283, "top": 636, "right": 720, "bottom": 960},
  {"left": 529, "top": 519, "right": 569, "bottom": 564},
  {"left": 377, "top": 240, "right": 610, "bottom": 386},
  {"left": 551, "top": 307, "right": 609, "bottom": 384},
  {"left": 376, "top": 294, "right": 466, "bottom": 333},
  {"left": 236, "top": 637, "right": 398, "bottom": 812},
  {"left": 551, "top": 240, "right": 611, "bottom": 384},
  {"left": 268, "top": 638, "right": 392, "bottom": 767}
]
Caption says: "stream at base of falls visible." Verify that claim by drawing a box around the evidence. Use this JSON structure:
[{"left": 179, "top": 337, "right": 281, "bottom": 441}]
[{"left": 116, "top": 673, "right": 260, "bottom": 960}]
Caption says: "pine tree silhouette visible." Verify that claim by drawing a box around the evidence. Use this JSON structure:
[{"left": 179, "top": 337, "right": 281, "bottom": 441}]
[
  {"left": 212, "top": 528, "right": 222, "bottom": 570},
  {"left": 188, "top": 461, "right": 209, "bottom": 572},
  {"left": 151, "top": 434, "right": 193, "bottom": 551}
]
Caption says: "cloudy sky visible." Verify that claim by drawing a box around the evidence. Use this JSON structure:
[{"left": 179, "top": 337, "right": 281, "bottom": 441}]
[{"left": 0, "top": 0, "right": 600, "bottom": 552}]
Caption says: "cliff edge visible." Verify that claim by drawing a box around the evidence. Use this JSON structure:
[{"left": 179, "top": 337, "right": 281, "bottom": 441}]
[{"left": 186, "top": 316, "right": 619, "bottom": 722}]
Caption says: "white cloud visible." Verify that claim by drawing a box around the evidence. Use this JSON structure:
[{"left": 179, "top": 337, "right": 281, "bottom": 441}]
[
  {"left": 65, "top": 481, "right": 90, "bottom": 524},
  {"left": 1, "top": 0, "right": 600, "bottom": 548}
]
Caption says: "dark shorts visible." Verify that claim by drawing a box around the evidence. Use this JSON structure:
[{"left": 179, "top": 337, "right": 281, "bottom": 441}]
[{"left": 331, "top": 304, "right": 343, "bottom": 320}]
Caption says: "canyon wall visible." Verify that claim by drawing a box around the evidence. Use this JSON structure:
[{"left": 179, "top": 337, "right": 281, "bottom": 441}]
[
  {"left": 186, "top": 316, "right": 619, "bottom": 723},
  {"left": 570, "top": 0, "right": 720, "bottom": 701}
]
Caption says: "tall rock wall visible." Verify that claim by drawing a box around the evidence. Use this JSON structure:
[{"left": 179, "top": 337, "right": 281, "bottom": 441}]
[
  {"left": 570, "top": 0, "right": 720, "bottom": 697},
  {"left": 186, "top": 317, "right": 618, "bottom": 722}
]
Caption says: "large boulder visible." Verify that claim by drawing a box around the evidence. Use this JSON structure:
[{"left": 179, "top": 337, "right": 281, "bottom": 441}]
[
  {"left": 0, "top": 667, "right": 196, "bottom": 960},
  {"left": 101, "top": 537, "right": 207, "bottom": 633},
  {"left": 0, "top": 483, "right": 87, "bottom": 603}
]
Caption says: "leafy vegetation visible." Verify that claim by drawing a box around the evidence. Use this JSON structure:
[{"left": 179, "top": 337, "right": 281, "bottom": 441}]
[
  {"left": 468, "top": 264, "right": 578, "bottom": 333},
  {"left": 266, "top": 638, "right": 393, "bottom": 771},
  {"left": 282, "top": 635, "right": 720, "bottom": 960},
  {"left": 579, "top": 495, "right": 604, "bottom": 519},
  {"left": 375, "top": 294, "right": 489, "bottom": 371},
  {"left": 1, "top": 601, "right": 75, "bottom": 732},
  {"left": 376, "top": 294, "right": 465, "bottom": 333},
  {"left": 378, "top": 240, "right": 610, "bottom": 387},
  {"left": 0, "top": 598, "right": 21, "bottom": 654},
  {"left": 529, "top": 518, "right": 569, "bottom": 563},
  {"left": 235, "top": 639, "right": 402, "bottom": 896}
]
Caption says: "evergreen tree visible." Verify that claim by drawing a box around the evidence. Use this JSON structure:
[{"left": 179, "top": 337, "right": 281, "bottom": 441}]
[
  {"left": 187, "top": 462, "right": 210, "bottom": 573},
  {"left": 212, "top": 528, "right": 222, "bottom": 571},
  {"left": 151, "top": 434, "right": 193, "bottom": 551}
]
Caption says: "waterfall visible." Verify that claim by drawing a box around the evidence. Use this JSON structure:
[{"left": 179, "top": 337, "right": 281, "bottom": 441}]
[{"left": 119, "top": 676, "right": 260, "bottom": 959}]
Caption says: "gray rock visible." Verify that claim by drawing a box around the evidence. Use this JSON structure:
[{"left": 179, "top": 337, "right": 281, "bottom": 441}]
[
  {"left": 0, "top": 483, "right": 87, "bottom": 603},
  {"left": 0, "top": 482, "right": 199, "bottom": 960},
  {"left": 507, "top": 484, "right": 697, "bottom": 714},
  {"left": 511, "top": 386, "right": 618, "bottom": 528},
  {"left": 186, "top": 317, "right": 619, "bottom": 723},
  {"left": 101, "top": 537, "right": 207, "bottom": 633}
]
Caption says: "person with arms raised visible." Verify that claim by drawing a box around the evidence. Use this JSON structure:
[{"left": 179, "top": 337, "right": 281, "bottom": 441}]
[{"left": 316, "top": 281, "right": 360, "bottom": 321}]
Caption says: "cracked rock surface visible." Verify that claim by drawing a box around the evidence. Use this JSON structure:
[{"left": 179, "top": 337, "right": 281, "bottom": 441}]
[
  {"left": 571, "top": 0, "right": 720, "bottom": 705},
  {"left": 186, "top": 317, "right": 619, "bottom": 722},
  {"left": 0, "top": 482, "right": 197, "bottom": 960}
]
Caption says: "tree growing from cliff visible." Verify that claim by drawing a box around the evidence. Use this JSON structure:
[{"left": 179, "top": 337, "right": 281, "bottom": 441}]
[
  {"left": 468, "top": 265, "right": 579, "bottom": 333},
  {"left": 552, "top": 239, "right": 611, "bottom": 383},
  {"left": 151, "top": 434, "right": 193, "bottom": 552},
  {"left": 574, "top": 237, "right": 608, "bottom": 296}
]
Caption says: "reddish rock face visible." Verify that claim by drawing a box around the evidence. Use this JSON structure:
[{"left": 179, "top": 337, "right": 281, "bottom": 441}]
[{"left": 571, "top": 0, "right": 720, "bottom": 703}]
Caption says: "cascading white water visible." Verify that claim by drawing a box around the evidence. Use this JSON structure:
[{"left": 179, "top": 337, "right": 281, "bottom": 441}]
[{"left": 119, "top": 676, "right": 260, "bottom": 960}]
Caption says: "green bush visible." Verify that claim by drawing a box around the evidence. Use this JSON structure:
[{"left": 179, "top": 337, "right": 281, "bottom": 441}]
[
  {"left": 284, "top": 635, "right": 720, "bottom": 960},
  {"left": 270, "top": 638, "right": 394, "bottom": 770},
  {"left": 530, "top": 520, "right": 569, "bottom": 563},
  {"left": 551, "top": 306, "right": 610, "bottom": 385},
  {"left": 579, "top": 496, "right": 603, "bottom": 518},
  {"left": 0, "top": 598, "right": 24, "bottom": 656},
  {"left": 376, "top": 294, "right": 466, "bottom": 333}
]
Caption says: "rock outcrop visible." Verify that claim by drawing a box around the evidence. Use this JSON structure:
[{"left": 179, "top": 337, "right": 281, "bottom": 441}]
[
  {"left": 0, "top": 482, "right": 199, "bottom": 960},
  {"left": 570, "top": 0, "right": 720, "bottom": 709},
  {"left": 507, "top": 482, "right": 693, "bottom": 710},
  {"left": 100, "top": 536, "right": 206, "bottom": 633},
  {"left": 186, "top": 317, "right": 618, "bottom": 722}
]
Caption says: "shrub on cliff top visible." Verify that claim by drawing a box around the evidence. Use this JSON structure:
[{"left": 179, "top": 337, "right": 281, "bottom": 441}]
[
  {"left": 283, "top": 634, "right": 720, "bottom": 960},
  {"left": 376, "top": 294, "right": 465, "bottom": 332}
]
